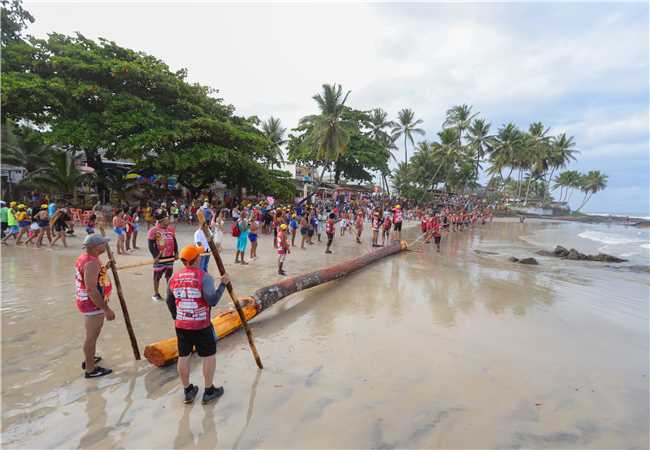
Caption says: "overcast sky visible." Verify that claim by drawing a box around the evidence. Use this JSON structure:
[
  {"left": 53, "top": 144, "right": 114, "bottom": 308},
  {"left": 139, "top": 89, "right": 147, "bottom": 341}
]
[{"left": 24, "top": 1, "right": 649, "bottom": 214}]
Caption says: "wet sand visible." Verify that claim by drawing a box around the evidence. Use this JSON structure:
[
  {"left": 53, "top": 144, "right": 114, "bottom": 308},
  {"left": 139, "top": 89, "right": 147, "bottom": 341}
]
[{"left": 2, "top": 219, "right": 648, "bottom": 449}]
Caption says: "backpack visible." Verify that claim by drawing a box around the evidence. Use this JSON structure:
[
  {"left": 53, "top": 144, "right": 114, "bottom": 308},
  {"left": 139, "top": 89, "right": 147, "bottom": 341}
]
[{"left": 231, "top": 222, "right": 240, "bottom": 237}]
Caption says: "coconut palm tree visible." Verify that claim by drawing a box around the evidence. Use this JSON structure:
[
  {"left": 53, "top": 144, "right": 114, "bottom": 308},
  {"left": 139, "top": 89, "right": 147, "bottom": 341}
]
[
  {"left": 299, "top": 83, "right": 355, "bottom": 181},
  {"left": 26, "top": 151, "right": 93, "bottom": 203},
  {"left": 430, "top": 128, "right": 464, "bottom": 191},
  {"left": 368, "top": 108, "right": 398, "bottom": 192},
  {"left": 465, "top": 118, "right": 493, "bottom": 184},
  {"left": 391, "top": 161, "right": 412, "bottom": 196},
  {"left": 261, "top": 116, "right": 287, "bottom": 169},
  {"left": 391, "top": 108, "right": 425, "bottom": 164},
  {"left": 576, "top": 171, "right": 608, "bottom": 212},
  {"left": 543, "top": 133, "right": 578, "bottom": 202},
  {"left": 1, "top": 121, "right": 52, "bottom": 173},
  {"left": 444, "top": 104, "right": 478, "bottom": 148},
  {"left": 522, "top": 123, "right": 552, "bottom": 205},
  {"left": 488, "top": 123, "right": 524, "bottom": 190},
  {"left": 552, "top": 170, "right": 573, "bottom": 202},
  {"left": 565, "top": 170, "right": 583, "bottom": 202}
]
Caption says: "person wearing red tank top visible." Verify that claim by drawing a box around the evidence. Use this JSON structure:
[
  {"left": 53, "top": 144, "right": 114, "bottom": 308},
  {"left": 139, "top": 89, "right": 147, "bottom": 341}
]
[
  {"left": 324, "top": 212, "right": 336, "bottom": 254},
  {"left": 166, "top": 244, "right": 229, "bottom": 404},
  {"left": 75, "top": 234, "right": 115, "bottom": 379}
]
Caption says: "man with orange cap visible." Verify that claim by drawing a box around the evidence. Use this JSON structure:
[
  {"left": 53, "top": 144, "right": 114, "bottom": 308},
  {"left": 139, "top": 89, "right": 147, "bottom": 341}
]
[{"left": 166, "top": 244, "right": 230, "bottom": 404}]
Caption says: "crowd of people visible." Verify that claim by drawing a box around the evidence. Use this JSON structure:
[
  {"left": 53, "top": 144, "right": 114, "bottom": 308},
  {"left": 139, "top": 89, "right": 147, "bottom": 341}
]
[{"left": 2, "top": 190, "right": 496, "bottom": 403}]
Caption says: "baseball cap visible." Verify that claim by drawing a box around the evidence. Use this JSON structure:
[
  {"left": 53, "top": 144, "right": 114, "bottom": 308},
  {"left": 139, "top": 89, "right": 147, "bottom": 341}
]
[
  {"left": 280, "top": 223, "right": 288, "bottom": 230},
  {"left": 82, "top": 234, "right": 110, "bottom": 248},
  {"left": 179, "top": 244, "right": 202, "bottom": 263}
]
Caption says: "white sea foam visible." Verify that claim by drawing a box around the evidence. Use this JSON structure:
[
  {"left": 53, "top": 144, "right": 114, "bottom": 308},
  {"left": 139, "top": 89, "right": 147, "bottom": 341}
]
[
  {"left": 641, "top": 244, "right": 650, "bottom": 250},
  {"left": 578, "top": 231, "right": 646, "bottom": 246},
  {"left": 587, "top": 212, "right": 650, "bottom": 220}
]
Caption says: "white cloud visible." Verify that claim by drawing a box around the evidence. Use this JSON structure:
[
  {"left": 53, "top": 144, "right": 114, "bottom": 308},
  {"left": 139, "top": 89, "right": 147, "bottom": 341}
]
[{"left": 20, "top": 1, "right": 650, "bottom": 210}]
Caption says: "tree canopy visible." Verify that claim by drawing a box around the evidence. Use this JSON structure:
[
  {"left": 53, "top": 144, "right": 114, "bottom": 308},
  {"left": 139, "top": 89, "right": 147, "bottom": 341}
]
[{"left": 1, "top": 4, "right": 294, "bottom": 200}]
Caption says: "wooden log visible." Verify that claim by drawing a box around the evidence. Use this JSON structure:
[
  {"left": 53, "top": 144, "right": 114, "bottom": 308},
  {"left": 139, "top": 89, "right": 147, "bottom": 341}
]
[
  {"left": 105, "top": 244, "right": 141, "bottom": 360},
  {"left": 143, "top": 240, "right": 407, "bottom": 367},
  {"left": 143, "top": 297, "right": 258, "bottom": 367}
]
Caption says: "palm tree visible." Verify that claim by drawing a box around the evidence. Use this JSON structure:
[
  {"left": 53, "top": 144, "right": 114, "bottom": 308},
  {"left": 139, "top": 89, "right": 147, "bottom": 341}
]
[
  {"left": 26, "top": 151, "right": 93, "bottom": 203},
  {"left": 391, "top": 162, "right": 412, "bottom": 197},
  {"left": 552, "top": 170, "right": 573, "bottom": 202},
  {"left": 565, "top": 170, "right": 583, "bottom": 202},
  {"left": 576, "top": 171, "right": 608, "bottom": 212},
  {"left": 444, "top": 104, "right": 478, "bottom": 148},
  {"left": 430, "top": 128, "right": 463, "bottom": 191},
  {"left": 261, "top": 116, "right": 286, "bottom": 169},
  {"left": 391, "top": 108, "right": 425, "bottom": 164},
  {"left": 488, "top": 123, "right": 524, "bottom": 191},
  {"left": 543, "top": 133, "right": 578, "bottom": 202},
  {"left": 368, "top": 108, "right": 398, "bottom": 192},
  {"left": 522, "top": 123, "right": 552, "bottom": 205},
  {"left": 465, "top": 118, "right": 493, "bottom": 184},
  {"left": 1, "top": 121, "right": 53, "bottom": 173},
  {"left": 299, "top": 83, "right": 355, "bottom": 181}
]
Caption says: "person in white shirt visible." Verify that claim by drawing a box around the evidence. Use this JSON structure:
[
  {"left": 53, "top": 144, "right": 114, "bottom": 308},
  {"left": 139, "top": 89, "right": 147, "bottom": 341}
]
[{"left": 194, "top": 226, "right": 210, "bottom": 272}]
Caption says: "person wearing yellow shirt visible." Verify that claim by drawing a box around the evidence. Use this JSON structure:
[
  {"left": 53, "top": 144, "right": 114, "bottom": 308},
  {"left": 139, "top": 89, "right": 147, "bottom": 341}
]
[{"left": 14, "top": 204, "right": 31, "bottom": 245}]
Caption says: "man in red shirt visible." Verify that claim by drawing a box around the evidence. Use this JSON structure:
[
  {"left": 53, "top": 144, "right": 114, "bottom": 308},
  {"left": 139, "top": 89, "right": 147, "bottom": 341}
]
[
  {"left": 75, "top": 234, "right": 116, "bottom": 378},
  {"left": 147, "top": 211, "right": 178, "bottom": 301},
  {"left": 325, "top": 213, "right": 336, "bottom": 254},
  {"left": 166, "top": 244, "right": 229, "bottom": 404},
  {"left": 432, "top": 215, "right": 442, "bottom": 252}
]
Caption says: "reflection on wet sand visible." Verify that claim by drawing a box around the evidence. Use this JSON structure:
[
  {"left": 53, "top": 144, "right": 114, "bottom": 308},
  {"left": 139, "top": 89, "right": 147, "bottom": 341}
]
[{"left": 2, "top": 219, "right": 648, "bottom": 448}]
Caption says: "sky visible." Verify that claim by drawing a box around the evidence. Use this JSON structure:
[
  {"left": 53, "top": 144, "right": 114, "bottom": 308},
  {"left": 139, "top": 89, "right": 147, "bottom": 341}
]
[{"left": 24, "top": 1, "right": 650, "bottom": 214}]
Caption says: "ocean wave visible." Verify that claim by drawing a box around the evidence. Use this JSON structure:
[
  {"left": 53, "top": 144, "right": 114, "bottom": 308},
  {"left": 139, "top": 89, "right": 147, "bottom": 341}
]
[
  {"left": 587, "top": 212, "right": 650, "bottom": 220},
  {"left": 642, "top": 244, "right": 650, "bottom": 250},
  {"left": 578, "top": 231, "right": 647, "bottom": 246}
]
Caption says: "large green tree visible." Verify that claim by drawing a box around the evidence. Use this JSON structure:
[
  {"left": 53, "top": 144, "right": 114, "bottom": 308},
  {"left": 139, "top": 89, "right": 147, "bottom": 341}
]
[
  {"left": 2, "top": 21, "right": 290, "bottom": 200},
  {"left": 289, "top": 107, "right": 390, "bottom": 185}
]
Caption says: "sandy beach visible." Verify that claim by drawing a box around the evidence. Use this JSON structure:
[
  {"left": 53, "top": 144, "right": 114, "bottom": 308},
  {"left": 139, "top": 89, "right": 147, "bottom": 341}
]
[{"left": 2, "top": 218, "right": 648, "bottom": 449}]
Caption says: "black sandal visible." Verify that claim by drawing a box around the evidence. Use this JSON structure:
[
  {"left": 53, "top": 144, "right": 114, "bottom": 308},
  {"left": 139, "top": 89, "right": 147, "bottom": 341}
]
[
  {"left": 81, "top": 356, "right": 102, "bottom": 370},
  {"left": 84, "top": 366, "right": 112, "bottom": 379}
]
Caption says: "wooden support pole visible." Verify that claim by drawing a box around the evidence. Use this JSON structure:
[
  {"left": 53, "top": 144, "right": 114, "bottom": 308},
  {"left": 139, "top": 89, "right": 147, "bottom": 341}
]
[
  {"left": 198, "top": 211, "right": 263, "bottom": 369},
  {"left": 105, "top": 244, "right": 141, "bottom": 360}
]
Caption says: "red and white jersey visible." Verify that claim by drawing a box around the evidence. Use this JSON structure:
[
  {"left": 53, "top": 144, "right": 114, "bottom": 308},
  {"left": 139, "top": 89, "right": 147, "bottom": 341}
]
[
  {"left": 75, "top": 253, "right": 112, "bottom": 314},
  {"left": 169, "top": 267, "right": 211, "bottom": 330},
  {"left": 277, "top": 231, "right": 288, "bottom": 254},
  {"left": 325, "top": 219, "right": 335, "bottom": 234}
]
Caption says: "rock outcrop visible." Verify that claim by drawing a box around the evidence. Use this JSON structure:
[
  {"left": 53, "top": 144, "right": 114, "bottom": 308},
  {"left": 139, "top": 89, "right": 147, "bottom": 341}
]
[
  {"left": 535, "top": 245, "right": 627, "bottom": 263},
  {"left": 509, "top": 256, "right": 539, "bottom": 265}
]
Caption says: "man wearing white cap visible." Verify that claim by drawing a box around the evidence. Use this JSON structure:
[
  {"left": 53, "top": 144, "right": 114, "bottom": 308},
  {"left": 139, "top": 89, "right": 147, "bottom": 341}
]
[{"left": 75, "top": 234, "right": 116, "bottom": 378}]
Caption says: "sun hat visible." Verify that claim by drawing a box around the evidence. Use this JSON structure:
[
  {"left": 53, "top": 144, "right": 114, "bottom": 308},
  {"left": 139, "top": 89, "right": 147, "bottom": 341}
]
[
  {"left": 82, "top": 234, "right": 110, "bottom": 248},
  {"left": 179, "top": 244, "right": 202, "bottom": 263}
]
